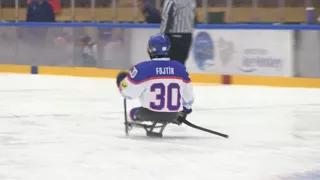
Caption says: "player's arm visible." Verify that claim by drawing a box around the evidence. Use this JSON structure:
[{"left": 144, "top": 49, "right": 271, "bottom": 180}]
[
  {"left": 175, "top": 69, "right": 194, "bottom": 125},
  {"left": 119, "top": 77, "right": 145, "bottom": 100},
  {"left": 182, "top": 82, "right": 194, "bottom": 109},
  {"left": 116, "top": 66, "right": 146, "bottom": 100},
  {"left": 180, "top": 69, "right": 194, "bottom": 116}
]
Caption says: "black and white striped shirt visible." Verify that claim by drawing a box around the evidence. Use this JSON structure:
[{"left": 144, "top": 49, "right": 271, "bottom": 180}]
[{"left": 160, "top": 0, "right": 196, "bottom": 34}]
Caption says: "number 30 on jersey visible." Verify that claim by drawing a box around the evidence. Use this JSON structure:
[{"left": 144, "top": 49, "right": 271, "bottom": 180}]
[{"left": 149, "top": 83, "right": 181, "bottom": 111}]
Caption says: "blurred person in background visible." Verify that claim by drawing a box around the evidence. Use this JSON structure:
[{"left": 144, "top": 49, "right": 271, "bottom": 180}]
[
  {"left": 26, "top": 0, "right": 55, "bottom": 22},
  {"left": 79, "top": 36, "right": 98, "bottom": 67},
  {"left": 160, "top": 0, "right": 196, "bottom": 65},
  {"left": 138, "top": 0, "right": 161, "bottom": 24},
  {"left": 53, "top": 30, "right": 74, "bottom": 66},
  {"left": 24, "top": 0, "right": 55, "bottom": 50}
]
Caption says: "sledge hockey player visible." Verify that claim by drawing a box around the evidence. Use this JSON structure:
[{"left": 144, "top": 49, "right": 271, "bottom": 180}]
[{"left": 116, "top": 33, "right": 194, "bottom": 137}]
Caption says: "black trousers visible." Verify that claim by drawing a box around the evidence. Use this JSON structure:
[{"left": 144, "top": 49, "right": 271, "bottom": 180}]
[
  {"left": 135, "top": 107, "right": 179, "bottom": 123},
  {"left": 166, "top": 33, "right": 192, "bottom": 65}
]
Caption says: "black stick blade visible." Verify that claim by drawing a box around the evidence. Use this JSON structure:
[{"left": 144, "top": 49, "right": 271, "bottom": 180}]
[{"left": 182, "top": 119, "right": 229, "bottom": 139}]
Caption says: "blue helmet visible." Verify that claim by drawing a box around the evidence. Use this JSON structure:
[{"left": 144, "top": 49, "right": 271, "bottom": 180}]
[{"left": 148, "top": 34, "right": 171, "bottom": 57}]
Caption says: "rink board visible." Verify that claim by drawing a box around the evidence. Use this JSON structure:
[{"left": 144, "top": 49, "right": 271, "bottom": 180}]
[
  {"left": 0, "top": 64, "right": 30, "bottom": 74},
  {"left": 0, "top": 64, "right": 320, "bottom": 88}
]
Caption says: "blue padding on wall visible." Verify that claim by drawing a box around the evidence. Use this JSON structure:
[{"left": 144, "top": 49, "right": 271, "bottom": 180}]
[
  {"left": 1, "top": 22, "right": 320, "bottom": 30},
  {"left": 31, "top": 66, "right": 38, "bottom": 74},
  {"left": 0, "top": 22, "right": 161, "bottom": 28}
]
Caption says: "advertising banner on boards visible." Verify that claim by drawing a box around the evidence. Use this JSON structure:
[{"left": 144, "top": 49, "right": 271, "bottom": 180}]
[
  {"left": 129, "top": 28, "right": 294, "bottom": 77},
  {"left": 186, "top": 29, "right": 294, "bottom": 77}
]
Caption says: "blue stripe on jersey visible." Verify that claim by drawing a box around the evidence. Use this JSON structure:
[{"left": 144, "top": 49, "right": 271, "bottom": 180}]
[{"left": 127, "top": 60, "right": 190, "bottom": 84}]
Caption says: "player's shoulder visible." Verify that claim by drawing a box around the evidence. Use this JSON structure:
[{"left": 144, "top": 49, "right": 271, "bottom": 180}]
[
  {"left": 166, "top": 60, "right": 189, "bottom": 75},
  {"left": 130, "top": 61, "right": 154, "bottom": 76},
  {"left": 127, "top": 61, "right": 152, "bottom": 84},
  {"left": 171, "top": 61, "right": 191, "bottom": 83}
]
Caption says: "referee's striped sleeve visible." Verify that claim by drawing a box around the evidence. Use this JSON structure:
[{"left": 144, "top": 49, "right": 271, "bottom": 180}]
[{"left": 160, "top": 0, "right": 174, "bottom": 33}]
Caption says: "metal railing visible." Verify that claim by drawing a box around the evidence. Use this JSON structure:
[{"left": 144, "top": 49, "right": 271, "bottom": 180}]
[{"left": 0, "top": 0, "right": 319, "bottom": 23}]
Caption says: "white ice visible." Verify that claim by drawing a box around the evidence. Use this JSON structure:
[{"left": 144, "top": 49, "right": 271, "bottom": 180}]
[{"left": 0, "top": 74, "right": 320, "bottom": 180}]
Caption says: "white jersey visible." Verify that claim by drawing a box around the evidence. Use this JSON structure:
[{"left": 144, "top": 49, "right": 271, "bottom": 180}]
[{"left": 119, "top": 58, "right": 194, "bottom": 112}]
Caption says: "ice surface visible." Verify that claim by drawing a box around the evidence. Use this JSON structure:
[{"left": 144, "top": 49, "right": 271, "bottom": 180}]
[{"left": 0, "top": 74, "right": 320, "bottom": 180}]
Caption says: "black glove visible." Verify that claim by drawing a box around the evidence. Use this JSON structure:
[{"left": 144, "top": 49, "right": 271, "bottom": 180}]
[
  {"left": 116, "top": 71, "right": 128, "bottom": 87},
  {"left": 174, "top": 107, "right": 192, "bottom": 125}
]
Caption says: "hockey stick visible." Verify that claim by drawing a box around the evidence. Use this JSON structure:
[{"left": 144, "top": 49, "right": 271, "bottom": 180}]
[
  {"left": 181, "top": 119, "right": 229, "bottom": 139},
  {"left": 123, "top": 99, "right": 129, "bottom": 136}
]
